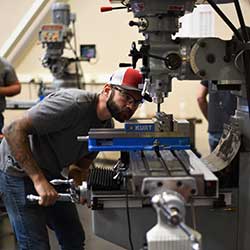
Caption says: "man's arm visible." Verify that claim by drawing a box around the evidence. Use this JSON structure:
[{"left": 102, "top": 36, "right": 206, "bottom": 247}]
[
  {"left": 0, "top": 62, "right": 21, "bottom": 96},
  {"left": 3, "top": 115, "right": 58, "bottom": 206},
  {"left": 0, "top": 81, "right": 21, "bottom": 96},
  {"left": 68, "top": 155, "right": 97, "bottom": 205},
  {"left": 69, "top": 153, "right": 98, "bottom": 186},
  {"left": 197, "top": 83, "right": 208, "bottom": 120}
]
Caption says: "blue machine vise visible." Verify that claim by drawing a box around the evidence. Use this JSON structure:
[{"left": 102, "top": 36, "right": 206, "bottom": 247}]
[{"left": 87, "top": 119, "right": 191, "bottom": 152}]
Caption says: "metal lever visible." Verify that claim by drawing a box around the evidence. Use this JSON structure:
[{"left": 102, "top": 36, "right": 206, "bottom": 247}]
[
  {"left": 113, "top": 159, "right": 127, "bottom": 181},
  {"left": 27, "top": 193, "right": 75, "bottom": 202},
  {"left": 141, "top": 78, "right": 150, "bottom": 98},
  {"left": 26, "top": 179, "right": 88, "bottom": 204},
  {"left": 152, "top": 192, "right": 201, "bottom": 250},
  {"left": 50, "top": 179, "right": 74, "bottom": 185},
  {"left": 178, "top": 222, "right": 200, "bottom": 250},
  {"left": 100, "top": 6, "right": 127, "bottom": 12}
]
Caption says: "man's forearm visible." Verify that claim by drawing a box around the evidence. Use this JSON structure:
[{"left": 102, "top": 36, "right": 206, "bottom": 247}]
[
  {"left": 68, "top": 164, "right": 89, "bottom": 185},
  {"left": 69, "top": 156, "right": 95, "bottom": 184},
  {"left": 3, "top": 116, "right": 59, "bottom": 206},
  {"left": 0, "top": 82, "right": 21, "bottom": 96},
  {"left": 3, "top": 120, "right": 45, "bottom": 182},
  {"left": 199, "top": 102, "right": 208, "bottom": 120}
]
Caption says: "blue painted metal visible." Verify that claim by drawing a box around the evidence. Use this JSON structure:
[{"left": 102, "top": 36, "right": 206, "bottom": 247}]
[{"left": 88, "top": 137, "right": 190, "bottom": 152}]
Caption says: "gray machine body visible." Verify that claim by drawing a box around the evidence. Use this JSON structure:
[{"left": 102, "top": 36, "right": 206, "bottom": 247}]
[
  {"left": 92, "top": 197, "right": 238, "bottom": 250},
  {"left": 90, "top": 0, "right": 249, "bottom": 249},
  {"left": 90, "top": 106, "right": 250, "bottom": 250}
]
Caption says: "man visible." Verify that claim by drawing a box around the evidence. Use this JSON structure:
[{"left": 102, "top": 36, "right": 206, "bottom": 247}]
[
  {"left": 0, "top": 67, "right": 151, "bottom": 250},
  {"left": 197, "top": 80, "right": 237, "bottom": 151},
  {"left": 0, "top": 57, "right": 21, "bottom": 133}
]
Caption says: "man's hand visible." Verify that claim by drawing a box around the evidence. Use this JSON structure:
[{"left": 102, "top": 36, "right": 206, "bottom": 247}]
[
  {"left": 3, "top": 115, "right": 58, "bottom": 206},
  {"left": 33, "top": 177, "right": 58, "bottom": 206}
]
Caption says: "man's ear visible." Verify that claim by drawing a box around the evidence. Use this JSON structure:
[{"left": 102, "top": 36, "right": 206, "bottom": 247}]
[{"left": 103, "top": 84, "right": 112, "bottom": 97}]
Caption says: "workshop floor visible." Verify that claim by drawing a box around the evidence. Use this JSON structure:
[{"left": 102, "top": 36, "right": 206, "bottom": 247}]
[{"left": 0, "top": 205, "right": 125, "bottom": 250}]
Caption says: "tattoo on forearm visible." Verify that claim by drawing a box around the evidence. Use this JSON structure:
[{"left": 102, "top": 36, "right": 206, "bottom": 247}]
[{"left": 4, "top": 120, "right": 43, "bottom": 178}]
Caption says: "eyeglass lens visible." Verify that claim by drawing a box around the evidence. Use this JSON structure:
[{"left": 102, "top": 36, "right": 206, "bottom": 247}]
[{"left": 113, "top": 86, "right": 142, "bottom": 106}]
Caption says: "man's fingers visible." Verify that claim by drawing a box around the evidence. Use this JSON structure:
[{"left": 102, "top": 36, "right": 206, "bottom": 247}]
[{"left": 38, "top": 191, "right": 58, "bottom": 206}]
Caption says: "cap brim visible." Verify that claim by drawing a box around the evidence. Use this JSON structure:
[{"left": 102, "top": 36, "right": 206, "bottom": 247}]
[{"left": 120, "top": 85, "right": 152, "bottom": 102}]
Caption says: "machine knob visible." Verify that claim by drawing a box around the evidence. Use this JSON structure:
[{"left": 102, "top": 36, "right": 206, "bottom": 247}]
[{"left": 165, "top": 53, "right": 182, "bottom": 70}]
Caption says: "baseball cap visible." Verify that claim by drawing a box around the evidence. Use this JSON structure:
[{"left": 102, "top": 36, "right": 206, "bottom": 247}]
[{"left": 108, "top": 68, "right": 152, "bottom": 102}]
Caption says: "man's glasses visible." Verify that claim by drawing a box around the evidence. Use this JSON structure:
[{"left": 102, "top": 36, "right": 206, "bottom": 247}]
[{"left": 112, "top": 86, "right": 143, "bottom": 107}]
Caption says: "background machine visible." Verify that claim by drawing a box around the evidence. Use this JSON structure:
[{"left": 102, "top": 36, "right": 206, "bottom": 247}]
[
  {"left": 28, "top": 0, "right": 250, "bottom": 250},
  {"left": 6, "top": 2, "right": 84, "bottom": 109},
  {"left": 39, "top": 2, "right": 83, "bottom": 94}
]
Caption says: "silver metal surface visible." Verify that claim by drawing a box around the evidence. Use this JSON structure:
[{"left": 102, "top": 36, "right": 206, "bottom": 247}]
[
  {"left": 26, "top": 193, "right": 74, "bottom": 202},
  {"left": 202, "top": 123, "right": 241, "bottom": 172},
  {"left": 89, "top": 128, "right": 188, "bottom": 138},
  {"left": 89, "top": 148, "right": 218, "bottom": 249},
  {"left": 148, "top": 191, "right": 202, "bottom": 250},
  {"left": 142, "top": 177, "right": 197, "bottom": 201},
  {"left": 129, "top": 149, "right": 218, "bottom": 197}
]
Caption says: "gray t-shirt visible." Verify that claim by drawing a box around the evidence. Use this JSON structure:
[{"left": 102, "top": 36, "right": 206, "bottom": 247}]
[
  {"left": 0, "top": 57, "right": 18, "bottom": 112},
  {"left": 0, "top": 88, "right": 113, "bottom": 177}
]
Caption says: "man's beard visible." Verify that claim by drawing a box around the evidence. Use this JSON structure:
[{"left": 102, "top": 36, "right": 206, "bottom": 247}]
[{"left": 107, "top": 90, "right": 133, "bottom": 122}]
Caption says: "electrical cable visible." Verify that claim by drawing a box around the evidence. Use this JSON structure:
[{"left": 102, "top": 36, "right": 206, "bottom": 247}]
[
  {"left": 71, "top": 20, "right": 81, "bottom": 89},
  {"left": 190, "top": 198, "right": 197, "bottom": 230},
  {"left": 241, "top": 48, "right": 250, "bottom": 117},
  {"left": 233, "top": 0, "right": 250, "bottom": 117},
  {"left": 125, "top": 176, "right": 134, "bottom": 250},
  {"left": 234, "top": 48, "right": 246, "bottom": 72},
  {"left": 233, "top": 0, "right": 249, "bottom": 42},
  {"left": 67, "top": 40, "right": 85, "bottom": 88}
]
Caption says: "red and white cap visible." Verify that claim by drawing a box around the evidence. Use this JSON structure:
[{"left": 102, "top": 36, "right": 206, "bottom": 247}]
[{"left": 108, "top": 68, "right": 152, "bottom": 102}]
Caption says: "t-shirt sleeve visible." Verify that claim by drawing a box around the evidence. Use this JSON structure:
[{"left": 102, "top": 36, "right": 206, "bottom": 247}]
[
  {"left": 27, "top": 91, "right": 81, "bottom": 135},
  {"left": 4, "top": 64, "right": 18, "bottom": 84}
]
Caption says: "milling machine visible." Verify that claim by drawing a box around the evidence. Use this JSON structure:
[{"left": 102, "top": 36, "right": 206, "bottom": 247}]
[
  {"left": 28, "top": 0, "right": 250, "bottom": 249},
  {"left": 85, "top": 1, "right": 249, "bottom": 249},
  {"left": 39, "top": 2, "right": 83, "bottom": 93}
]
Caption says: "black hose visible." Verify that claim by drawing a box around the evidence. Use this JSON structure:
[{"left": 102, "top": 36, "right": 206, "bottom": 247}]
[
  {"left": 234, "top": 0, "right": 249, "bottom": 42},
  {"left": 125, "top": 176, "right": 134, "bottom": 250},
  {"left": 233, "top": 0, "right": 250, "bottom": 117}
]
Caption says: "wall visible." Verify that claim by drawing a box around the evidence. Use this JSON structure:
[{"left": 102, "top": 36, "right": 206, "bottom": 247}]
[{"left": 1, "top": 0, "right": 250, "bottom": 156}]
